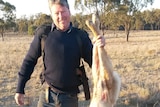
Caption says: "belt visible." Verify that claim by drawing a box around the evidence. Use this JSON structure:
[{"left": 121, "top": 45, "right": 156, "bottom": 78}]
[
  {"left": 49, "top": 85, "right": 64, "bottom": 94},
  {"left": 44, "top": 82, "right": 77, "bottom": 103},
  {"left": 43, "top": 82, "right": 62, "bottom": 103},
  {"left": 49, "top": 87, "right": 77, "bottom": 97}
]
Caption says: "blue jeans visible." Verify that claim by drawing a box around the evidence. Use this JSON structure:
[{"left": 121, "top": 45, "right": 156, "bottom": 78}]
[{"left": 37, "top": 83, "right": 78, "bottom": 107}]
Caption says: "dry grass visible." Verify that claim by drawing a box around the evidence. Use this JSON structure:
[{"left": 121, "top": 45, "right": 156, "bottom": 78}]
[{"left": 0, "top": 30, "right": 160, "bottom": 107}]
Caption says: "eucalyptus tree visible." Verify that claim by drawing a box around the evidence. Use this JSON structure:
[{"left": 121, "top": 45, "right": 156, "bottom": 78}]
[
  {"left": 115, "top": 0, "right": 154, "bottom": 41},
  {"left": 142, "top": 9, "right": 160, "bottom": 30},
  {"left": 0, "top": 18, "right": 5, "bottom": 40},
  {"left": 134, "top": 11, "right": 144, "bottom": 30},
  {"left": 16, "top": 13, "right": 52, "bottom": 35},
  {"left": 27, "top": 13, "right": 52, "bottom": 35},
  {"left": 0, "top": 0, "right": 16, "bottom": 40},
  {"left": 75, "top": 0, "right": 154, "bottom": 41},
  {"left": 16, "top": 16, "right": 28, "bottom": 34},
  {"left": 34, "top": 13, "right": 52, "bottom": 26},
  {"left": 154, "top": 9, "right": 160, "bottom": 30},
  {"left": 71, "top": 13, "right": 89, "bottom": 29},
  {"left": 141, "top": 9, "right": 155, "bottom": 30},
  {"left": 146, "top": 9, "right": 160, "bottom": 30},
  {"left": 74, "top": 0, "right": 121, "bottom": 34},
  {"left": 75, "top": 0, "right": 120, "bottom": 13}
]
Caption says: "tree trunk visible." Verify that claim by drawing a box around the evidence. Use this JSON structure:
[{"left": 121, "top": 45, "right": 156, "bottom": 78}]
[
  {"left": 125, "top": 29, "right": 129, "bottom": 42},
  {"left": 125, "top": 22, "right": 131, "bottom": 42},
  {"left": 1, "top": 33, "right": 4, "bottom": 41},
  {"left": 151, "top": 24, "right": 154, "bottom": 30}
]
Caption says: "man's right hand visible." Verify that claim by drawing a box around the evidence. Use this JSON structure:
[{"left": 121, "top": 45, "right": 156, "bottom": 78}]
[{"left": 15, "top": 93, "right": 25, "bottom": 106}]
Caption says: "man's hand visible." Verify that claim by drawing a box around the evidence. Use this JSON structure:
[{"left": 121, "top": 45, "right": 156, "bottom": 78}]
[
  {"left": 15, "top": 93, "right": 25, "bottom": 106},
  {"left": 93, "top": 35, "right": 105, "bottom": 48}
]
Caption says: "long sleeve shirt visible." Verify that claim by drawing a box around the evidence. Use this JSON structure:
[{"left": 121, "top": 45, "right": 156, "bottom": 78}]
[{"left": 16, "top": 25, "right": 93, "bottom": 94}]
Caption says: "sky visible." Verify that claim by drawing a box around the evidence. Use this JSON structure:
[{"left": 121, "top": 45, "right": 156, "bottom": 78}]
[
  {"left": 4, "top": 0, "right": 76, "bottom": 18},
  {"left": 4, "top": 0, "right": 160, "bottom": 18}
]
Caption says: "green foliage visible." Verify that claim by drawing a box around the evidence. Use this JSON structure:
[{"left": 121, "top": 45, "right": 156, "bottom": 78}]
[
  {"left": 0, "top": 0, "right": 16, "bottom": 40},
  {"left": 141, "top": 9, "right": 160, "bottom": 30},
  {"left": 34, "top": 13, "right": 52, "bottom": 26},
  {"left": 0, "top": 0, "right": 159, "bottom": 41},
  {"left": 74, "top": 0, "right": 120, "bottom": 13},
  {"left": 74, "top": 0, "right": 154, "bottom": 41},
  {"left": 15, "top": 13, "right": 52, "bottom": 35},
  {"left": 16, "top": 17, "right": 28, "bottom": 33},
  {"left": 28, "top": 25, "right": 37, "bottom": 36},
  {"left": 71, "top": 14, "right": 89, "bottom": 29},
  {"left": 134, "top": 12, "right": 144, "bottom": 30}
]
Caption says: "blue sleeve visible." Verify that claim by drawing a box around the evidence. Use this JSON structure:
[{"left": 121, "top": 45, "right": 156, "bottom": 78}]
[
  {"left": 16, "top": 35, "right": 42, "bottom": 94},
  {"left": 80, "top": 30, "right": 93, "bottom": 67}
]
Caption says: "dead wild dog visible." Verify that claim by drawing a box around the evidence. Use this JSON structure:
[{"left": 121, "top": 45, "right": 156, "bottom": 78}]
[{"left": 86, "top": 14, "right": 121, "bottom": 107}]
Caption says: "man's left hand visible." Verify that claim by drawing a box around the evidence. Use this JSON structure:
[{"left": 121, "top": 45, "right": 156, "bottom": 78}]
[{"left": 93, "top": 35, "right": 105, "bottom": 48}]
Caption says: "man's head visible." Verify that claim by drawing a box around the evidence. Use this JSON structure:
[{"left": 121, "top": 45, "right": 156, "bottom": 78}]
[{"left": 48, "top": 0, "right": 71, "bottom": 31}]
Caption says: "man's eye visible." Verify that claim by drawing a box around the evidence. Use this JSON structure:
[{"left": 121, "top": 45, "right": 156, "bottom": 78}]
[{"left": 54, "top": 12, "right": 59, "bottom": 15}]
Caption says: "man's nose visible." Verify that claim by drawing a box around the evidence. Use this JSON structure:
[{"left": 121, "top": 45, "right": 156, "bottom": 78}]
[{"left": 58, "top": 12, "right": 63, "bottom": 18}]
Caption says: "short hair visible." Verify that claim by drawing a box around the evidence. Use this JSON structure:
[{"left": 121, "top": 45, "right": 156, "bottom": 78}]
[{"left": 48, "top": 0, "right": 70, "bottom": 10}]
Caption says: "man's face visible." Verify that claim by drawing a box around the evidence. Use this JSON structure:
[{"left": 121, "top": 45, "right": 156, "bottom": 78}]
[{"left": 50, "top": 4, "right": 71, "bottom": 31}]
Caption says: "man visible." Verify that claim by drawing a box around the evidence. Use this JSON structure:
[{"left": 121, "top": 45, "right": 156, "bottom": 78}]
[{"left": 15, "top": 0, "right": 105, "bottom": 107}]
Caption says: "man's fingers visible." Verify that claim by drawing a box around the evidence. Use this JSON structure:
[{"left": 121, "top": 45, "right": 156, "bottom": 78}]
[
  {"left": 15, "top": 93, "right": 24, "bottom": 106},
  {"left": 93, "top": 35, "right": 105, "bottom": 47}
]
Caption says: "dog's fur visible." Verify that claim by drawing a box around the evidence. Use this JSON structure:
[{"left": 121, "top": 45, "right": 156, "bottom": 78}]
[
  {"left": 89, "top": 45, "right": 121, "bottom": 107},
  {"left": 86, "top": 14, "right": 121, "bottom": 107}
]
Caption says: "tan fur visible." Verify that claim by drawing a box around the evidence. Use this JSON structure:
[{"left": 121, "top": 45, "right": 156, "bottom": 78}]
[{"left": 86, "top": 14, "right": 121, "bottom": 107}]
